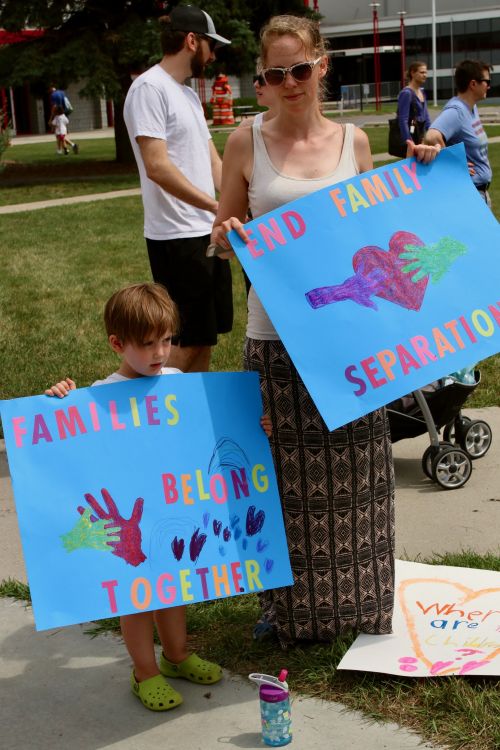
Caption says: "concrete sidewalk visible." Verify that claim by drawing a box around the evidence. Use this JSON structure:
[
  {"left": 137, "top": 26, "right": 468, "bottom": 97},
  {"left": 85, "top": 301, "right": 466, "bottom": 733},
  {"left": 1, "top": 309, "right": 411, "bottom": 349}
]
[{"left": 1, "top": 407, "right": 499, "bottom": 748}]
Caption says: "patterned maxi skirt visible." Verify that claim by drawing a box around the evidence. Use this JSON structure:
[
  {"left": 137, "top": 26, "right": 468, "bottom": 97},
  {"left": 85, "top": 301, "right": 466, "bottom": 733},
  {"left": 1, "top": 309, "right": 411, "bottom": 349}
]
[{"left": 244, "top": 338, "right": 396, "bottom": 648}]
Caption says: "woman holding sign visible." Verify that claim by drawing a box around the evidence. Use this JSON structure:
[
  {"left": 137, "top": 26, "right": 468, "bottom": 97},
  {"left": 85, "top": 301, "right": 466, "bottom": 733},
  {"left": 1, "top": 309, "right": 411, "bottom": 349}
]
[{"left": 212, "top": 15, "right": 439, "bottom": 647}]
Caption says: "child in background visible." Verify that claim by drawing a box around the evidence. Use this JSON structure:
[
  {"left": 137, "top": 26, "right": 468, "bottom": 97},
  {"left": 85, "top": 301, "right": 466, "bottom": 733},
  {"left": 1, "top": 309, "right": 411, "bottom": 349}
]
[
  {"left": 50, "top": 105, "right": 78, "bottom": 155},
  {"left": 46, "top": 282, "right": 271, "bottom": 711}
]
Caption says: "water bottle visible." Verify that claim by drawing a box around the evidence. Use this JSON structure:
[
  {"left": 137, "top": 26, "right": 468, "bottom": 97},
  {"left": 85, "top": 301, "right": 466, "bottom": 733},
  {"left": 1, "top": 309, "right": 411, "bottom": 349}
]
[{"left": 249, "top": 670, "right": 292, "bottom": 746}]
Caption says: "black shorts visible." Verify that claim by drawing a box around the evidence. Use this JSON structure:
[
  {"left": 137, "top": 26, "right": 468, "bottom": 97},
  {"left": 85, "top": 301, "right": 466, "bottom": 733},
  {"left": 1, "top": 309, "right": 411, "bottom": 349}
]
[{"left": 146, "top": 235, "right": 233, "bottom": 347}]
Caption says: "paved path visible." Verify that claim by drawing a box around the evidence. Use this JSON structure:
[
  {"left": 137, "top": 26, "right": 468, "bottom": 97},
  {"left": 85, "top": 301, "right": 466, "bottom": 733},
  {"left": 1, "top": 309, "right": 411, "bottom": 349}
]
[{"left": 0, "top": 188, "right": 141, "bottom": 214}]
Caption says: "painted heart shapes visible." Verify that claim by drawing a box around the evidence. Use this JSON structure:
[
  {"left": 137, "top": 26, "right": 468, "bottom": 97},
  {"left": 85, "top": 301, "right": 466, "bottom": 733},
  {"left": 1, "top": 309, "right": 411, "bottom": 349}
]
[{"left": 352, "top": 230, "right": 429, "bottom": 311}]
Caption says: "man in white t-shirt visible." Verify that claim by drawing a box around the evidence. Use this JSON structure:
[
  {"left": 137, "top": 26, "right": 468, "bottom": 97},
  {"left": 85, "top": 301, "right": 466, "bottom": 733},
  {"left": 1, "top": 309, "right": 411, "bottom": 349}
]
[{"left": 124, "top": 5, "right": 232, "bottom": 373}]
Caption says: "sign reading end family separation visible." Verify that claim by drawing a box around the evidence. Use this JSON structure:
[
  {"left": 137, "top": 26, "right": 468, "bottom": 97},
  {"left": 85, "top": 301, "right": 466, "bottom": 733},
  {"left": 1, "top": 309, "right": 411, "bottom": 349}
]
[
  {"left": 229, "top": 144, "right": 500, "bottom": 430},
  {"left": 0, "top": 373, "right": 292, "bottom": 631}
]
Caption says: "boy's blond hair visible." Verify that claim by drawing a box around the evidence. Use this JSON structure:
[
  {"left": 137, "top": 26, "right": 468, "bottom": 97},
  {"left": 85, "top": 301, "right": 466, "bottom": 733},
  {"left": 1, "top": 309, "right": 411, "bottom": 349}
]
[{"left": 104, "top": 283, "right": 180, "bottom": 345}]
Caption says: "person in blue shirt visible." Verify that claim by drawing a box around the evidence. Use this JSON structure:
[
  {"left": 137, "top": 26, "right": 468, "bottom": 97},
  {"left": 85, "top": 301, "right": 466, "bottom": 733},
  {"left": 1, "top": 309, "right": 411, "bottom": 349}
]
[
  {"left": 425, "top": 59, "right": 493, "bottom": 206},
  {"left": 397, "top": 61, "right": 431, "bottom": 147},
  {"left": 49, "top": 85, "right": 66, "bottom": 118}
]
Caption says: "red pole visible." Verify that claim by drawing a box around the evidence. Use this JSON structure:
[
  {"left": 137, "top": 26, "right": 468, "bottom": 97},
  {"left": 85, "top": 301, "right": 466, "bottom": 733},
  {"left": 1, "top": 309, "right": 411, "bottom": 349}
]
[
  {"left": 371, "top": 3, "right": 381, "bottom": 112},
  {"left": 399, "top": 12, "right": 407, "bottom": 90}
]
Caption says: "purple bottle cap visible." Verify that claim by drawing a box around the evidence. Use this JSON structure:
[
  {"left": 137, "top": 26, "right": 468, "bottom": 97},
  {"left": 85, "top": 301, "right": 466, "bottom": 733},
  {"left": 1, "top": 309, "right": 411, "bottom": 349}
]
[{"left": 260, "top": 684, "right": 288, "bottom": 703}]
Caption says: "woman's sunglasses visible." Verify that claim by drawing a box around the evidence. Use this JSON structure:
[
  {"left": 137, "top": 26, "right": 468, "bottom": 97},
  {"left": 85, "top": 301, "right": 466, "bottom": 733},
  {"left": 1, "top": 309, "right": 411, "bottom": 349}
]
[
  {"left": 262, "top": 57, "right": 322, "bottom": 87},
  {"left": 253, "top": 74, "right": 266, "bottom": 87}
]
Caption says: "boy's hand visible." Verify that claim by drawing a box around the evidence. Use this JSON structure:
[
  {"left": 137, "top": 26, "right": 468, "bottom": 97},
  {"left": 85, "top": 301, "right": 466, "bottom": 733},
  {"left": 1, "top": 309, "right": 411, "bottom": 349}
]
[
  {"left": 260, "top": 414, "right": 272, "bottom": 437},
  {"left": 45, "top": 377, "right": 76, "bottom": 398}
]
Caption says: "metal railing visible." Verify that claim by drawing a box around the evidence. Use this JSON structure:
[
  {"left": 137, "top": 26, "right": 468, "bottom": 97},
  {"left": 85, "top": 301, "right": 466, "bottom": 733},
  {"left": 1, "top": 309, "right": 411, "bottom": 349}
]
[{"left": 340, "top": 81, "right": 401, "bottom": 110}]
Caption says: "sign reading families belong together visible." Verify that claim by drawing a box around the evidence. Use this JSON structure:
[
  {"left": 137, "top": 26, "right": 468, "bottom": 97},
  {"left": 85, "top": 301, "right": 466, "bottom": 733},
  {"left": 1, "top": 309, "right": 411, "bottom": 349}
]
[
  {"left": 0, "top": 373, "right": 293, "bottom": 631},
  {"left": 229, "top": 145, "right": 500, "bottom": 430}
]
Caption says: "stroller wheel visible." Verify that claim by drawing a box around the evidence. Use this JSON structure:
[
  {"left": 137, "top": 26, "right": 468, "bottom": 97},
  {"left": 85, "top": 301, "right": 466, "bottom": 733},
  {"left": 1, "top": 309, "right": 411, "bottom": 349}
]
[
  {"left": 431, "top": 447, "right": 472, "bottom": 489},
  {"left": 422, "top": 443, "right": 453, "bottom": 479},
  {"left": 462, "top": 420, "right": 492, "bottom": 459},
  {"left": 443, "top": 416, "right": 471, "bottom": 444}
]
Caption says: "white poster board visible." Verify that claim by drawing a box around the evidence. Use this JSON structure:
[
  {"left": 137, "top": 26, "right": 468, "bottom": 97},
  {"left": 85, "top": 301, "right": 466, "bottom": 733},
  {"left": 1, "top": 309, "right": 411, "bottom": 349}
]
[{"left": 338, "top": 560, "right": 500, "bottom": 676}]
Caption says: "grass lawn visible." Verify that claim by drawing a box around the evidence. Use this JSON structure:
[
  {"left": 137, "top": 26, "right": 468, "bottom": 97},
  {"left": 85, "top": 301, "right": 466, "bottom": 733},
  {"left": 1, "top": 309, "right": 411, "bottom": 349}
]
[
  {"left": 5, "top": 137, "right": 118, "bottom": 164},
  {"left": 0, "top": 138, "right": 139, "bottom": 205},
  {"left": 3, "top": 123, "right": 499, "bottom": 205},
  {"left": 0, "top": 191, "right": 498, "bottom": 405},
  {"left": 2, "top": 550, "right": 499, "bottom": 750},
  {"left": 1, "top": 136, "right": 499, "bottom": 405},
  {"left": 0, "top": 196, "right": 248, "bottom": 399}
]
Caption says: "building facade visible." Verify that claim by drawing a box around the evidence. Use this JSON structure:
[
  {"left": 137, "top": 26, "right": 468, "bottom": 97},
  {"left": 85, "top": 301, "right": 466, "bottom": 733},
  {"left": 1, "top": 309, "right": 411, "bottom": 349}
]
[{"left": 318, "top": 1, "right": 500, "bottom": 101}]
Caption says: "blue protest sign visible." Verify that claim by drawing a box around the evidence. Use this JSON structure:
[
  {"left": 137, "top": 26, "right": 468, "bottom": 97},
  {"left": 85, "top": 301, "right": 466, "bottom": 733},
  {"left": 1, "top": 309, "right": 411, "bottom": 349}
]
[
  {"left": 0, "top": 372, "right": 292, "bottom": 631},
  {"left": 229, "top": 145, "right": 500, "bottom": 430}
]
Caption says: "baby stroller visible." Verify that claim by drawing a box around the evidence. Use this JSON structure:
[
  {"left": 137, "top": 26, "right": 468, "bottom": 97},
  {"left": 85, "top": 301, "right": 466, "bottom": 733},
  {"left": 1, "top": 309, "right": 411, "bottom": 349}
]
[{"left": 386, "top": 370, "right": 492, "bottom": 489}]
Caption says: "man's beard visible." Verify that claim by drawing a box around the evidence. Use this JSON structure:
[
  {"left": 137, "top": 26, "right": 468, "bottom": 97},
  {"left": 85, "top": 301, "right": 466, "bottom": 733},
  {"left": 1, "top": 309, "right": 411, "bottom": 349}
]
[{"left": 190, "top": 45, "right": 206, "bottom": 79}]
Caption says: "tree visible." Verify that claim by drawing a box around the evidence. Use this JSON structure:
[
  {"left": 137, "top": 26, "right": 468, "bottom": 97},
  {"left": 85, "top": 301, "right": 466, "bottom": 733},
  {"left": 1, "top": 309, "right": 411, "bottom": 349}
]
[
  {"left": 0, "top": 1, "right": 257, "bottom": 162},
  {"left": 247, "top": 1, "right": 318, "bottom": 36}
]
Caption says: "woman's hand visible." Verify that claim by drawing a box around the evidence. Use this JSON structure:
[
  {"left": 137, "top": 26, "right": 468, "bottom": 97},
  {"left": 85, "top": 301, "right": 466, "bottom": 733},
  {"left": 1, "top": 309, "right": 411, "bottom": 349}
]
[
  {"left": 406, "top": 139, "right": 441, "bottom": 164},
  {"left": 211, "top": 218, "right": 250, "bottom": 260},
  {"left": 260, "top": 414, "right": 272, "bottom": 438},
  {"left": 45, "top": 377, "right": 76, "bottom": 398}
]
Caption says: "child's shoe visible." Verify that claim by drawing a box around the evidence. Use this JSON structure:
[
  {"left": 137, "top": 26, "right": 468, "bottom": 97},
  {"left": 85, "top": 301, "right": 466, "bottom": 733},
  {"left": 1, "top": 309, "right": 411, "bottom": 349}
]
[
  {"left": 160, "top": 652, "right": 223, "bottom": 684},
  {"left": 72, "top": 143, "right": 79, "bottom": 154},
  {"left": 130, "top": 671, "right": 183, "bottom": 711}
]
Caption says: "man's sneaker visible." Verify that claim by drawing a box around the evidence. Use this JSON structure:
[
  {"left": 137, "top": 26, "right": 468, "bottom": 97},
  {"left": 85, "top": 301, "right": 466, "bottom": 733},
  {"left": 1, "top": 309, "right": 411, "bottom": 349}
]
[
  {"left": 64, "top": 147, "right": 69, "bottom": 155},
  {"left": 72, "top": 143, "right": 79, "bottom": 154}
]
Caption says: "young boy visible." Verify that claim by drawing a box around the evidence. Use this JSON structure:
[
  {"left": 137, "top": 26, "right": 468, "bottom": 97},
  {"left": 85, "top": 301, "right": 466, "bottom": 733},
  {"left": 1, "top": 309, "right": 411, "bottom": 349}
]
[{"left": 47, "top": 282, "right": 271, "bottom": 711}]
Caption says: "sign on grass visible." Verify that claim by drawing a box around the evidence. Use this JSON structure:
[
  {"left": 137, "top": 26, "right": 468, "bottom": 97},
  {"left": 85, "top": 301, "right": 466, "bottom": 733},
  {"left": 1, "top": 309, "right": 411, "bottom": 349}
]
[
  {"left": 0, "top": 372, "right": 292, "bottom": 631},
  {"left": 229, "top": 145, "right": 500, "bottom": 430},
  {"left": 338, "top": 560, "right": 500, "bottom": 676}
]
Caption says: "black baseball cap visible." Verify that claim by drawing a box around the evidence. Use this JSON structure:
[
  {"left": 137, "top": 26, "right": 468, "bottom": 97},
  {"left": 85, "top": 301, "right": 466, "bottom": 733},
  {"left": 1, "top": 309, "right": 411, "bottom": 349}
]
[{"left": 170, "top": 5, "right": 231, "bottom": 48}]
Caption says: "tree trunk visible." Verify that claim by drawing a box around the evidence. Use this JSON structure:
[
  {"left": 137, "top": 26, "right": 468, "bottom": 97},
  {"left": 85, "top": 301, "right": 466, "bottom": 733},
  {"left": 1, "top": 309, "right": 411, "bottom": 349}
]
[{"left": 114, "top": 94, "right": 135, "bottom": 165}]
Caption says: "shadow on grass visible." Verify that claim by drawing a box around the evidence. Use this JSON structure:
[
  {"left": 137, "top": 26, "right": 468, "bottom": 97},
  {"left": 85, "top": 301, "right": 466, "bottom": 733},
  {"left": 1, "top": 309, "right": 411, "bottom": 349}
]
[{"left": 2, "top": 159, "right": 138, "bottom": 186}]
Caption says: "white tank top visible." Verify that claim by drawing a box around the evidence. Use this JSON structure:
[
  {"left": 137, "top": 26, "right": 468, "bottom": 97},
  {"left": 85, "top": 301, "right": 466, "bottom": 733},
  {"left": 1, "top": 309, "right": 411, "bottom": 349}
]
[{"left": 246, "top": 121, "right": 359, "bottom": 340}]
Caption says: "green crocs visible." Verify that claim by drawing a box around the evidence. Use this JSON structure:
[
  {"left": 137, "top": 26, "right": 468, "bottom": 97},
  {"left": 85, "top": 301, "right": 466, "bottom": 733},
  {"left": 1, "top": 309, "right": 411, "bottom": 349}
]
[
  {"left": 159, "top": 652, "right": 223, "bottom": 685},
  {"left": 130, "top": 671, "right": 183, "bottom": 711}
]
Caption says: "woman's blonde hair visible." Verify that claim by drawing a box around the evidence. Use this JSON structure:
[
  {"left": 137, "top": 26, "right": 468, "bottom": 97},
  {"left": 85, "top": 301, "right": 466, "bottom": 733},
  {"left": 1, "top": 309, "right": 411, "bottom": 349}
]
[
  {"left": 260, "top": 15, "right": 329, "bottom": 99},
  {"left": 260, "top": 15, "right": 328, "bottom": 64},
  {"left": 104, "top": 282, "right": 180, "bottom": 345}
]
